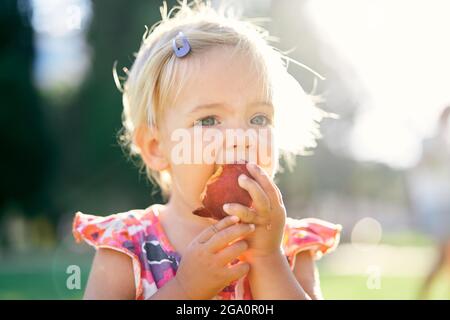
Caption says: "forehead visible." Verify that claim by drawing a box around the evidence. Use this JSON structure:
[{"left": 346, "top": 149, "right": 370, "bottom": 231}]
[{"left": 170, "top": 46, "right": 269, "bottom": 112}]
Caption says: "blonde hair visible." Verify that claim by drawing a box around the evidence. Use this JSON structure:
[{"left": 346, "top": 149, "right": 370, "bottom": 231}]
[{"left": 115, "top": 0, "right": 333, "bottom": 198}]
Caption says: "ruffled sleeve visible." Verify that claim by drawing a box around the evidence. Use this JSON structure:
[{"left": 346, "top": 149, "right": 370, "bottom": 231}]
[
  {"left": 72, "top": 210, "right": 149, "bottom": 299},
  {"left": 282, "top": 217, "right": 342, "bottom": 269}
]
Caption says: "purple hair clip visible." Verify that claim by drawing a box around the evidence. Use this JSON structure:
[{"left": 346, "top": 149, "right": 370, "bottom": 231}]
[{"left": 172, "top": 31, "right": 191, "bottom": 58}]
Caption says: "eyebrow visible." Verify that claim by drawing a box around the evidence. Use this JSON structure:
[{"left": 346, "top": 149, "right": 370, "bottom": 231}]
[{"left": 187, "top": 101, "right": 273, "bottom": 115}]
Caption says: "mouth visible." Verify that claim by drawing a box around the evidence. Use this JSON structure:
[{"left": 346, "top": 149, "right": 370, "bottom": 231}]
[
  {"left": 193, "top": 161, "right": 253, "bottom": 220},
  {"left": 213, "top": 158, "right": 248, "bottom": 173},
  {"left": 235, "top": 158, "right": 248, "bottom": 164}
]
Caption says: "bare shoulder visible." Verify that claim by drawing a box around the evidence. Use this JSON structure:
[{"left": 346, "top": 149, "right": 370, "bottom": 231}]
[{"left": 83, "top": 248, "right": 136, "bottom": 300}]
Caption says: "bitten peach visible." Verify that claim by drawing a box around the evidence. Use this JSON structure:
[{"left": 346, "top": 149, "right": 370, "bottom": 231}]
[{"left": 193, "top": 163, "right": 252, "bottom": 220}]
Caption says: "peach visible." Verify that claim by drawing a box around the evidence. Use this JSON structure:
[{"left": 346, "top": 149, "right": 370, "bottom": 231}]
[{"left": 193, "top": 163, "right": 252, "bottom": 220}]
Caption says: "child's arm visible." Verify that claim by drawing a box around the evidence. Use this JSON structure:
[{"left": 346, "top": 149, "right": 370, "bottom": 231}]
[
  {"left": 247, "top": 250, "right": 310, "bottom": 300},
  {"left": 247, "top": 249, "right": 324, "bottom": 300},
  {"left": 83, "top": 248, "right": 136, "bottom": 299},
  {"left": 84, "top": 248, "right": 190, "bottom": 300},
  {"left": 292, "top": 250, "right": 323, "bottom": 300},
  {"left": 247, "top": 250, "right": 323, "bottom": 300}
]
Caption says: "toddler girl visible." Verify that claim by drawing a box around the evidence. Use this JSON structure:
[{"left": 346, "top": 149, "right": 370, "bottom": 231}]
[{"left": 73, "top": 0, "right": 341, "bottom": 300}]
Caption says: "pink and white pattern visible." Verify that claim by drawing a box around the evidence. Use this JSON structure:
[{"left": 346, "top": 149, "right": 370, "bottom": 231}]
[{"left": 72, "top": 204, "right": 341, "bottom": 300}]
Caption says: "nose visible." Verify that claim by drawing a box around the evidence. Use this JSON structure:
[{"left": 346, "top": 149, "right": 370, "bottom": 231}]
[{"left": 221, "top": 127, "right": 258, "bottom": 164}]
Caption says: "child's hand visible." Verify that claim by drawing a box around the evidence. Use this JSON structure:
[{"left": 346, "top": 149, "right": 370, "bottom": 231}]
[
  {"left": 174, "top": 215, "right": 255, "bottom": 300},
  {"left": 223, "top": 162, "right": 286, "bottom": 259}
]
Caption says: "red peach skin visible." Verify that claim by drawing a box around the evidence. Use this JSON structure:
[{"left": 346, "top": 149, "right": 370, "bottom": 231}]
[{"left": 193, "top": 164, "right": 253, "bottom": 220}]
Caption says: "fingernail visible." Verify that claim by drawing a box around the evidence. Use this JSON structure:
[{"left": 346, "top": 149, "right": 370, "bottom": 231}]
[
  {"left": 249, "top": 224, "right": 255, "bottom": 230},
  {"left": 239, "top": 174, "right": 247, "bottom": 181},
  {"left": 223, "top": 204, "right": 230, "bottom": 211},
  {"left": 230, "top": 216, "right": 240, "bottom": 222}
]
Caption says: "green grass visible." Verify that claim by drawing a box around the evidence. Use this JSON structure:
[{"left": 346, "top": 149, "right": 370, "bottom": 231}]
[
  {"left": 320, "top": 273, "right": 450, "bottom": 300},
  {"left": 380, "top": 231, "right": 435, "bottom": 247},
  {"left": 0, "top": 246, "right": 449, "bottom": 300},
  {"left": 0, "top": 247, "right": 93, "bottom": 300},
  {"left": 321, "top": 274, "right": 450, "bottom": 300},
  {"left": 2, "top": 270, "right": 448, "bottom": 300},
  {"left": 0, "top": 271, "right": 84, "bottom": 299}
]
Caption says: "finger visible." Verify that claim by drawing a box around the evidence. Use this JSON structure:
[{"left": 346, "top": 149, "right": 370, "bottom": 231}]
[
  {"left": 225, "top": 262, "right": 250, "bottom": 283},
  {"left": 207, "top": 223, "right": 255, "bottom": 253},
  {"left": 196, "top": 215, "right": 240, "bottom": 244},
  {"left": 223, "top": 203, "right": 268, "bottom": 225},
  {"left": 246, "top": 162, "right": 282, "bottom": 206},
  {"left": 216, "top": 240, "right": 248, "bottom": 266},
  {"left": 237, "top": 174, "right": 271, "bottom": 213}
]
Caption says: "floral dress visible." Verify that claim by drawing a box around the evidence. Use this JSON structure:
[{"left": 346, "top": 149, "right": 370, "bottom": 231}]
[{"left": 72, "top": 204, "right": 341, "bottom": 300}]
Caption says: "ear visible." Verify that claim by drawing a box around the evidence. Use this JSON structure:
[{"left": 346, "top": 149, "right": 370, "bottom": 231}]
[{"left": 134, "top": 125, "right": 169, "bottom": 172}]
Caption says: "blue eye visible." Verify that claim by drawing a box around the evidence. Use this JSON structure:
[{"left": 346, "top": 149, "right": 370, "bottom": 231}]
[
  {"left": 250, "top": 114, "right": 270, "bottom": 126},
  {"left": 194, "top": 116, "right": 219, "bottom": 127}
]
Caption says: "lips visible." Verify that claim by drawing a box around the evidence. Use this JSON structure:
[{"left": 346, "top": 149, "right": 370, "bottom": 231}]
[{"left": 192, "top": 163, "right": 253, "bottom": 220}]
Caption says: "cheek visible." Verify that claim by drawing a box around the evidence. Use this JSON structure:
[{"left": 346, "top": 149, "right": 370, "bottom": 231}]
[
  {"left": 170, "top": 164, "right": 215, "bottom": 205},
  {"left": 256, "top": 128, "right": 277, "bottom": 177}
]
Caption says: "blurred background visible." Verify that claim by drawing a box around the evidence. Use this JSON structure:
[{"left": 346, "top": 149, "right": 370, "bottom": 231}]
[{"left": 1, "top": 0, "right": 449, "bottom": 299}]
